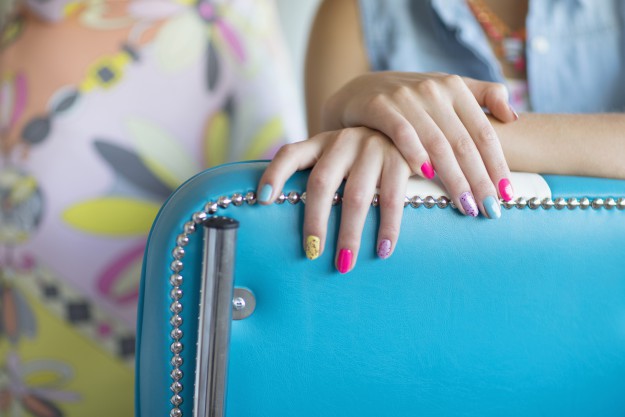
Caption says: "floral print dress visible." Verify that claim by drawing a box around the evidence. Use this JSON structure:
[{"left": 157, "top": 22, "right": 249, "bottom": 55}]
[{"left": 0, "top": 0, "right": 304, "bottom": 415}]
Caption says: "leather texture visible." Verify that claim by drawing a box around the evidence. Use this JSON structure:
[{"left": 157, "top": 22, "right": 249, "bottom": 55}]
[{"left": 136, "top": 161, "right": 625, "bottom": 417}]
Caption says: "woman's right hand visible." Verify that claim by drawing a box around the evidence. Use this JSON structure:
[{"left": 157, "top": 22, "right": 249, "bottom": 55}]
[{"left": 320, "top": 71, "right": 518, "bottom": 210}]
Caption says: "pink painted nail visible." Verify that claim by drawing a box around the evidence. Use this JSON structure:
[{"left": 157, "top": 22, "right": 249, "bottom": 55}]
[
  {"left": 498, "top": 178, "right": 514, "bottom": 201},
  {"left": 377, "top": 239, "right": 391, "bottom": 259},
  {"left": 459, "top": 191, "right": 479, "bottom": 217},
  {"left": 337, "top": 249, "right": 353, "bottom": 274},
  {"left": 420, "top": 161, "right": 435, "bottom": 179}
]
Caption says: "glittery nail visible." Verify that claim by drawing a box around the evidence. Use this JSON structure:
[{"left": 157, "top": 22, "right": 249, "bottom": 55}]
[
  {"left": 377, "top": 239, "right": 392, "bottom": 259},
  {"left": 305, "top": 236, "right": 320, "bottom": 260},
  {"left": 460, "top": 191, "right": 479, "bottom": 217},
  {"left": 498, "top": 178, "right": 514, "bottom": 202},
  {"left": 337, "top": 248, "right": 353, "bottom": 274}
]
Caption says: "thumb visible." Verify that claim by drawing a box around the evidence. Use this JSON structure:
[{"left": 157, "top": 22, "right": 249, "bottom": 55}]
[{"left": 464, "top": 78, "right": 518, "bottom": 123}]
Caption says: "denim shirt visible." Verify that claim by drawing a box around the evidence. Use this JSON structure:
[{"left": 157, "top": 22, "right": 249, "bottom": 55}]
[{"left": 359, "top": 0, "right": 625, "bottom": 112}]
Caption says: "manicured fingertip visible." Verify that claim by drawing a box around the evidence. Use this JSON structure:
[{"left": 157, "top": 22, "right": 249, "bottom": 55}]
[
  {"left": 459, "top": 191, "right": 479, "bottom": 217},
  {"left": 258, "top": 183, "right": 273, "bottom": 203},
  {"left": 509, "top": 105, "right": 519, "bottom": 121},
  {"left": 482, "top": 195, "right": 501, "bottom": 219},
  {"left": 305, "top": 235, "right": 320, "bottom": 260},
  {"left": 498, "top": 178, "right": 514, "bottom": 201},
  {"left": 420, "top": 161, "right": 436, "bottom": 179},
  {"left": 377, "top": 239, "right": 392, "bottom": 259},
  {"left": 337, "top": 248, "right": 353, "bottom": 274}
]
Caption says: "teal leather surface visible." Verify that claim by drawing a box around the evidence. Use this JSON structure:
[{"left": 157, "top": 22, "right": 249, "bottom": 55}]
[{"left": 136, "top": 161, "right": 625, "bottom": 417}]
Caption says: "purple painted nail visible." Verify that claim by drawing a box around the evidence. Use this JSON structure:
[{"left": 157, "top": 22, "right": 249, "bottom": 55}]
[
  {"left": 460, "top": 191, "right": 479, "bottom": 217},
  {"left": 377, "top": 239, "right": 392, "bottom": 259}
]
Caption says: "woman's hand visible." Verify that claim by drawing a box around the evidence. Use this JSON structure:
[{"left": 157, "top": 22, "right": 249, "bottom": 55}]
[
  {"left": 321, "top": 72, "right": 518, "bottom": 207},
  {"left": 257, "top": 127, "right": 412, "bottom": 273}
]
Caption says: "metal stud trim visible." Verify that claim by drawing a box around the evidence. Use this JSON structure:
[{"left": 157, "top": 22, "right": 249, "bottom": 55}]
[{"left": 165, "top": 191, "right": 624, "bottom": 416}]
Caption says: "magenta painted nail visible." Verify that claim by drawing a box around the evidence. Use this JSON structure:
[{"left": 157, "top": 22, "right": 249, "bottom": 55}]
[
  {"left": 460, "top": 191, "right": 479, "bottom": 217},
  {"left": 498, "top": 178, "right": 514, "bottom": 201},
  {"left": 337, "top": 249, "right": 353, "bottom": 274},
  {"left": 377, "top": 239, "right": 392, "bottom": 259},
  {"left": 420, "top": 161, "right": 435, "bottom": 179}
]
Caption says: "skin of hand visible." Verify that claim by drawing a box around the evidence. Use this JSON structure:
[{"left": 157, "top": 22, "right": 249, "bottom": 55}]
[{"left": 257, "top": 127, "right": 412, "bottom": 274}]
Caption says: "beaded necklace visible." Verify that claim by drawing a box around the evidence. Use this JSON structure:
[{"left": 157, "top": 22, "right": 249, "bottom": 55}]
[{"left": 466, "top": 0, "right": 527, "bottom": 76}]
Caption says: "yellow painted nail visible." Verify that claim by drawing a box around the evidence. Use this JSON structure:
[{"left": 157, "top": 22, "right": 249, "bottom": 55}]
[{"left": 305, "top": 236, "right": 320, "bottom": 260}]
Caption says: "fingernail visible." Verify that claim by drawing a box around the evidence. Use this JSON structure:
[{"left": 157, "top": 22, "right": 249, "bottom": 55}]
[
  {"left": 258, "top": 184, "right": 273, "bottom": 203},
  {"left": 305, "top": 235, "right": 320, "bottom": 260},
  {"left": 498, "top": 178, "right": 514, "bottom": 201},
  {"left": 460, "top": 191, "right": 479, "bottom": 217},
  {"left": 420, "top": 161, "right": 435, "bottom": 179},
  {"left": 377, "top": 239, "right": 392, "bottom": 259},
  {"left": 337, "top": 248, "right": 353, "bottom": 274},
  {"left": 482, "top": 195, "right": 501, "bottom": 219},
  {"left": 509, "top": 105, "right": 519, "bottom": 120}
]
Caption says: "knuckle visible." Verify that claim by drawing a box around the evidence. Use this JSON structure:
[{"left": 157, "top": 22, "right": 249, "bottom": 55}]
[
  {"left": 307, "top": 171, "right": 332, "bottom": 193},
  {"left": 416, "top": 79, "right": 440, "bottom": 99},
  {"left": 441, "top": 74, "right": 465, "bottom": 89},
  {"left": 390, "top": 122, "right": 415, "bottom": 148},
  {"left": 390, "top": 85, "right": 414, "bottom": 102},
  {"left": 274, "top": 143, "right": 297, "bottom": 159},
  {"left": 342, "top": 189, "right": 372, "bottom": 209},
  {"left": 452, "top": 135, "right": 477, "bottom": 159},
  {"left": 363, "top": 94, "right": 389, "bottom": 113},
  {"left": 474, "top": 123, "right": 500, "bottom": 147},
  {"left": 426, "top": 136, "right": 449, "bottom": 159}
]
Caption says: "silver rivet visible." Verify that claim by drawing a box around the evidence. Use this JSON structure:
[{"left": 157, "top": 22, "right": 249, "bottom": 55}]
[
  {"left": 436, "top": 196, "right": 450, "bottom": 209},
  {"left": 514, "top": 198, "right": 527, "bottom": 209},
  {"left": 617, "top": 198, "right": 625, "bottom": 209},
  {"left": 172, "top": 246, "right": 185, "bottom": 260},
  {"left": 170, "top": 341, "right": 183, "bottom": 354},
  {"left": 605, "top": 197, "right": 616, "bottom": 209},
  {"left": 372, "top": 194, "right": 379, "bottom": 207},
  {"left": 170, "top": 302, "right": 183, "bottom": 314},
  {"left": 528, "top": 197, "right": 541, "bottom": 209},
  {"left": 171, "top": 395, "right": 183, "bottom": 406},
  {"left": 171, "top": 355, "right": 183, "bottom": 367},
  {"left": 567, "top": 198, "right": 579, "bottom": 209},
  {"left": 176, "top": 234, "right": 189, "bottom": 247},
  {"left": 287, "top": 191, "right": 300, "bottom": 204},
  {"left": 502, "top": 200, "right": 515, "bottom": 209},
  {"left": 232, "top": 297, "right": 246, "bottom": 311},
  {"left": 170, "top": 288, "right": 183, "bottom": 300},
  {"left": 554, "top": 197, "right": 567, "bottom": 210},
  {"left": 579, "top": 197, "right": 590, "bottom": 209},
  {"left": 300, "top": 192, "right": 307, "bottom": 204},
  {"left": 403, "top": 196, "right": 410, "bottom": 207},
  {"left": 541, "top": 198, "right": 554, "bottom": 209},
  {"left": 170, "top": 274, "right": 183, "bottom": 286},
  {"left": 204, "top": 202, "right": 218, "bottom": 214},
  {"left": 232, "top": 288, "right": 256, "bottom": 320},
  {"left": 410, "top": 196, "right": 423, "bottom": 208},
  {"left": 170, "top": 408, "right": 182, "bottom": 417},
  {"left": 171, "top": 368, "right": 183, "bottom": 381},
  {"left": 217, "top": 196, "right": 231, "bottom": 208},
  {"left": 245, "top": 191, "right": 257, "bottom": 205},
  {"left": 591, "top": 198, "right": 604, "bottom": 209},
  {"left": 183, "top": 221, "right": 196, "bottom": 234},
  {"left": 170, "top": 381, "right": 183, "bottom": 393},
  {"left": 170, "top": 328, "right": 183, "bottom": 340},
  {"left": 231, "top": 193, "right": 244, "bottom": 206},
  {"left": 275, "top": 193, "right": 286, "bottom": 204},
  {"left": 170, "top": 260, "right": 183, "bottom": 273},
  {"left": 192, "top": 211, "right": 208, "bottom": 224},
  {"left": 170, "top": 315, "right": 183, "bottom": 327},
  {"left": 332, "top": 193, "right": 342, "bottom": 206},
  {"left": 423, "top": 196, "right": 436, "bottom": 208}
]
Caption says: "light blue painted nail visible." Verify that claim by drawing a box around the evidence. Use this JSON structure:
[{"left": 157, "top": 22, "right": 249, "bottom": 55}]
[
  {"left": 258, "top": 184, "right": 273, "bottom": 203},
  {"left": 483, "top": 195, "right": 501, "bottom": 219}
]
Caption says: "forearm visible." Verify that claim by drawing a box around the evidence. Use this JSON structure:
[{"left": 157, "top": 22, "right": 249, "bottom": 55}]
[{"left": 494, "top": 113, "right": 625, "bottom": 179}]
